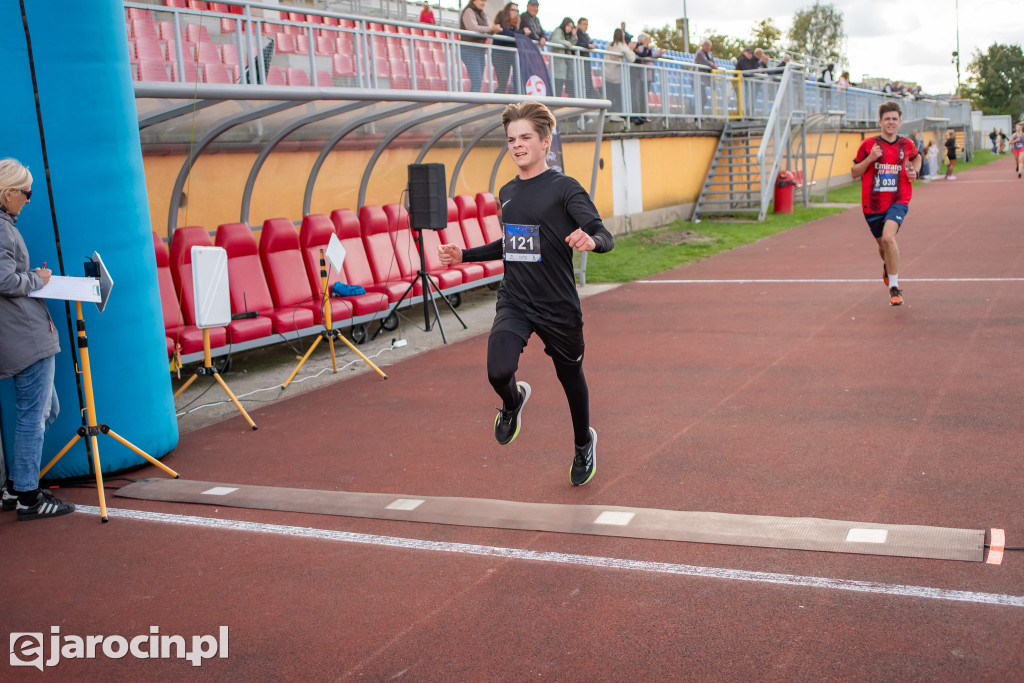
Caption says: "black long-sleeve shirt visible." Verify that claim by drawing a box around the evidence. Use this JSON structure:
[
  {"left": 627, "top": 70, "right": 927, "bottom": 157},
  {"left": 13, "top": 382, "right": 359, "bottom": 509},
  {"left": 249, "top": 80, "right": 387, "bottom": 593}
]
[{"left": 463, "top": 169, "right": 613, "bottom": 328}]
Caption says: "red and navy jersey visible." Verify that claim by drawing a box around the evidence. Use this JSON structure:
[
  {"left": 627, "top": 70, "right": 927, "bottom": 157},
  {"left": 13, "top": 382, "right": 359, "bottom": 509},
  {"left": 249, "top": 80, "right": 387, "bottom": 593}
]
[{"left": 854, "top": 135, "right": 918, "bottom": 214}]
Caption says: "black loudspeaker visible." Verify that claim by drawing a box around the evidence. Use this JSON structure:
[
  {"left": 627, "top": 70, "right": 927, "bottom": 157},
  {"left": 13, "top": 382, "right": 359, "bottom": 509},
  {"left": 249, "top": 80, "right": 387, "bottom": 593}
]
[{"left": 407, "top": 163, "right": 447, "bottom": 230}]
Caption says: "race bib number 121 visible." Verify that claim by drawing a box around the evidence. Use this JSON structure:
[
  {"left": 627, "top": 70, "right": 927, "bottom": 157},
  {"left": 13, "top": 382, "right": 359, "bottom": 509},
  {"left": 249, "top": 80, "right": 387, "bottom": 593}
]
[{"left": 503, "top": 223, "right": 541, "bottom": 262}]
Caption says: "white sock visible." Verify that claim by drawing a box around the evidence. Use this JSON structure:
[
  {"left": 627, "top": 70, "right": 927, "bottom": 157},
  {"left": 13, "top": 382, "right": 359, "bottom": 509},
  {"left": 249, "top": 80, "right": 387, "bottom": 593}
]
[{"left": 889, "top": 274, "right": 899, "bottom": 289}]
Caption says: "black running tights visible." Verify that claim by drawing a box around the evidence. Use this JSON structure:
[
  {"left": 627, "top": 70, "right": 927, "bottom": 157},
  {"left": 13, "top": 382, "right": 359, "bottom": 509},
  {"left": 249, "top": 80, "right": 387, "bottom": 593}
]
[{"left": 486, "top": 331, "right": 591, "bottom": 447}]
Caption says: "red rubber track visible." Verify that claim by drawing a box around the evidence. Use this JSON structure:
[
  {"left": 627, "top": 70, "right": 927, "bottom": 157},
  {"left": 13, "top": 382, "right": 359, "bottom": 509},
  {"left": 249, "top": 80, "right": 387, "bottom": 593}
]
[{"left": 4, "top": 158, "right": 1023, "bottom": 680}]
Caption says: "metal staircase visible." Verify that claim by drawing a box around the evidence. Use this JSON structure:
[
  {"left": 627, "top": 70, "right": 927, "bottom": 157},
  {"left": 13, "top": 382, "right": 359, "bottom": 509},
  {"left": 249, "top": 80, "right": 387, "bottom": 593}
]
[
  {"left": 691, "top": 120, "right": 767, "bottom": 220},
  {"left": 692, "top": 63, "right": 809, "bottom": 222}
]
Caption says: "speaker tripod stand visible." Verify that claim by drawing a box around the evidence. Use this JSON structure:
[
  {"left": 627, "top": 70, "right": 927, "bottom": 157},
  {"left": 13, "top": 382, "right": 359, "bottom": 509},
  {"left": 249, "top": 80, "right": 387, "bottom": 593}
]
[
  {"left": 374, "top": 228, "right": 466, "bottom": 344},
  {"left": 173, "top": 326, "right": 257, "bottom": 429},
  {"left": 41, "top": 301, "right": 180, "bottom": 523},
  {"left": 282, "top": 249, "right": 388, "bottom": 390}
]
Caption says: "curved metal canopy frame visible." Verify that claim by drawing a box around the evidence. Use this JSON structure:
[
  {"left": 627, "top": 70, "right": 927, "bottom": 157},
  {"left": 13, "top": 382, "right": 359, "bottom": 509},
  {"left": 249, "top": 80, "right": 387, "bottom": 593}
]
[
  {"left": 133, "top": 83, "right": 610, "bottom": 232},
  {"left": 302, "top": 102, "right": 424, "bottom": 216},
  {"left": 356, "top": 102, "right": 478, "bottom": 209},
  {"left": 168, "top": 101, "right": 303, "bottom": 233},
  {"left": 241, "top": 101, "right": 374, "bottom": 224}
]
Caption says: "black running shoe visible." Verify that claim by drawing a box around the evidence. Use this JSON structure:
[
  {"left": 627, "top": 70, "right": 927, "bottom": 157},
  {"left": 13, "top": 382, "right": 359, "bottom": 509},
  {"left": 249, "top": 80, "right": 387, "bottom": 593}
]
[
  {"left": 494, "top": 381, "right": 531, "bottom": 445},
  {"left": 1, "top": 482, "right": 16, "bottom": 512},
  {"left": 889, "top": 286, "right": 903, "bottom": 306},
  {"left": 570, "top": 427, "right": 597, "bottom": 486},
  {"left": 16, "top": 490, "right": 75, "bottom": 521}
]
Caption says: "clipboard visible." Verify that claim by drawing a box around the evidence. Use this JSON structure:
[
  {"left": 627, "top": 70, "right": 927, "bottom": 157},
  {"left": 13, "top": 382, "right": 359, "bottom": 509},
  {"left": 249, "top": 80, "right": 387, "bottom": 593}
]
[{"left": 29, "top": 275, "right": 102, "bottom": 304}]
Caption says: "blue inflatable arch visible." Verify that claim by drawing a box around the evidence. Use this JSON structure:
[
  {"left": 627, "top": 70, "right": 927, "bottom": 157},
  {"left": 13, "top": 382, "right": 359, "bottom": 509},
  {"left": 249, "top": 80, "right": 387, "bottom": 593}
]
[{"left": 0, "top": 0, "right": 177, "bottom": 479}]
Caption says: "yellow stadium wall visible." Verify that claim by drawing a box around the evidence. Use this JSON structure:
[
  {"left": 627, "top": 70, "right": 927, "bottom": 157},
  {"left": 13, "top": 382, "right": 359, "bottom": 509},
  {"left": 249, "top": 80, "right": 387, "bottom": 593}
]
[{"left": 143, "top": 131, "right": 859, "bottom": 238}]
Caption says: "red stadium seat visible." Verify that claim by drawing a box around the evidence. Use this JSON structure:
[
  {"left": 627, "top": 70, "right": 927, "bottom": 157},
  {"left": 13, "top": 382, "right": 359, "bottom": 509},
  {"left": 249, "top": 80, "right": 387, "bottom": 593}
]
[
  {"left": 153, "top": 232, "right": 211, "bottom": 357},
  {"left": 137, "top": 60, "right": 171, "bottom": 82},
  {"left": 453, "top": 195, "right": 503, "bottom": 276},
  {"left": 266, "top": 66, "right": 287, "bottom": 86},
  {"left": 476, "top": 192, "right": 504, "bottom": 242},
  {"left": 329, "top": 209, "right": 407, "bottom": 302},
  {"left": 259, "top": 218, "right": 330, "bottom": 331},
  {"left": 298, "top": 215, "right": 388, "bottom": 321},
  {"left": 275, "top": 32, "right": 297, "bottom": 54},
  {"left": 286, "top": 68, "right": 310, "bottom": 86},
  {"left": 166, "top": 228, "right": 229, "bottom": 350},
  {"left": 358, "top": 205, "right": 423, "bottom": 295},
  {"left": 316, "top": 70, "right": 334, "bottom": 87},
  {"left": 381, "top": 203, "right": 465, "bottom": 289},
  {"left": 215, "top": 223, "right": 309, "bottom": 336},
  {"left": 189, "top": 40, "right": 222, "bottom": 65},
  {"left": 185, "top": 23, "right": 211, "bottom": 45},
  {"left": 315, "top": 35, "right": 338, "bottom": 56},
  {"left": 332, "top": 53, "right": 356, "bottom": 77},
  {"left": 204, "top": 62, "right": 233, "bottom": 84}
]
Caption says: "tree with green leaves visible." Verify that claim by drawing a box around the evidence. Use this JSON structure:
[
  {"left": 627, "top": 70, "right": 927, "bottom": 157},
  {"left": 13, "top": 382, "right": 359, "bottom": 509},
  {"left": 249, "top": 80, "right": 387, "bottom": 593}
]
[
  {"left": 966, "top": 43, "right": 1024, "bottom": 115},
  {"left": 644, "top": 24, "right": 689, "bottom": 54},
  {"left": 750, "top": 19, "right": 783, "bottom": 54},
  {"left": 787, "top": 1, "right": 845, "bottom": 65}
]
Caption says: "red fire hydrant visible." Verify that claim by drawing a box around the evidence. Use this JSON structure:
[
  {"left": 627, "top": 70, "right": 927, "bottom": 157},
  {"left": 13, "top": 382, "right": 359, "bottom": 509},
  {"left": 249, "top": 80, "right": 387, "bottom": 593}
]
[{"left": 774, "top": 170, "right": 796, "bottom": 214}]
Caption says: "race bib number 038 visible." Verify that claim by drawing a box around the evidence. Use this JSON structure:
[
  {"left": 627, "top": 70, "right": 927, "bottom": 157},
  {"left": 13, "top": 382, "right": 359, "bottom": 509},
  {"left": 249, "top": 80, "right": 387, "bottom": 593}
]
[
  {"left": 874, "top": 172, "right": 897, "bottom": 193},
  {"left": 503, "top": 223, "right": 541, "bottom": 262}
]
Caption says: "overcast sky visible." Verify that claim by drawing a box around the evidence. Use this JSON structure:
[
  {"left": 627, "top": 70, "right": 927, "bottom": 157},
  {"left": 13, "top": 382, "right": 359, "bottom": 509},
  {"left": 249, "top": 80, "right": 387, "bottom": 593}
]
[{"left": 530, "top": 0, "right": 1023, "bottom": 94}]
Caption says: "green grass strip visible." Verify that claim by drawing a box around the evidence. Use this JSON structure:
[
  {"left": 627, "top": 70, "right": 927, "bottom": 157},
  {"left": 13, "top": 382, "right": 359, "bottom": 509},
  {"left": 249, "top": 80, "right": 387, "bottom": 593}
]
[{"left": 584, "top": 205, "right": 846, "bottom": 283}]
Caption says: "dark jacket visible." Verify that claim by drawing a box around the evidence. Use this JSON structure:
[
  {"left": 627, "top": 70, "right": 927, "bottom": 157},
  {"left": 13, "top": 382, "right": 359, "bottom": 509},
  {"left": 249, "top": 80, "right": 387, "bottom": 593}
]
[
  {"left": 0, "top": 210, "right": 60, "bottom": 379},
  {"left": 520, "top": 12, "right": 545, "bottom": 42},
  {"left": 735, "top": 53, "right": 760, "bottom": 70}
]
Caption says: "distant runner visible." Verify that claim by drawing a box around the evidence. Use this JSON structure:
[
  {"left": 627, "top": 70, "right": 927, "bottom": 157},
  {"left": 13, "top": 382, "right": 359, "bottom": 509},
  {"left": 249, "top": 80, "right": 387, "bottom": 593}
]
[
  {"left": 851, "top": 101, "right": 921, "bottom": 306},
  {"left": 1011, "top": 122, "right": 1024, "bottom": 179}
]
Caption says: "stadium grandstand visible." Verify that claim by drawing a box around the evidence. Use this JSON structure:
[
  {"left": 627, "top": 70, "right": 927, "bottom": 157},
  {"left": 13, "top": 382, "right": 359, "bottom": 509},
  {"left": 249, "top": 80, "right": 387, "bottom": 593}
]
[{"left": 22, "top": 0, "right": 976, "bottom": 368}]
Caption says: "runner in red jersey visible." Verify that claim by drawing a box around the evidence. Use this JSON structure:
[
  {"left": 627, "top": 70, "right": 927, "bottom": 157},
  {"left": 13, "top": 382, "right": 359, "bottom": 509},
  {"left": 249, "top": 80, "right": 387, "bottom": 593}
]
[{"left": 851, "top": 101, "right": 921, "bottom": 306}]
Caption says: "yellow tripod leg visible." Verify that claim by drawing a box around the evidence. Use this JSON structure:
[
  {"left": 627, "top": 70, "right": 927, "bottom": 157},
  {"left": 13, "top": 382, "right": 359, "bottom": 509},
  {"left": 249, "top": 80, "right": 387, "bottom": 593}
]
[
  {"left": 38, "top": 432, "right": 81, "bottom": 478},
  {"left": 173, "top": 371, "right": 199, "bottom": 398},
  {"left": 212, "top": 373, "right": 257, "bottom": 430},
  {"left": 106, "top": 429, "right": 181, "bottom": 476},
  {"left": 282, "top": 333, "right": 322, "bottom": 389}
]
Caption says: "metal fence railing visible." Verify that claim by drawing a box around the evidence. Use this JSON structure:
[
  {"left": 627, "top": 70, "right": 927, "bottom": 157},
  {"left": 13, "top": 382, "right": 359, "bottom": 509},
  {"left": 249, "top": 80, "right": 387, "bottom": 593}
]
[{"left": 124, "top": 1, "right": 974, "bottom": 131}]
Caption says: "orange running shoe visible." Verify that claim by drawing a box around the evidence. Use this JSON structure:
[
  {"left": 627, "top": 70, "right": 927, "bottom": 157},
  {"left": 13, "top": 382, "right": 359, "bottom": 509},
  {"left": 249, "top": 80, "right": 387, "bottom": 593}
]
[
  {"left": 889, "top": 286, "right": 903, "bottom": 306},
  {"left": 883, "top": 263, "right": 889, "bottom": 287}
]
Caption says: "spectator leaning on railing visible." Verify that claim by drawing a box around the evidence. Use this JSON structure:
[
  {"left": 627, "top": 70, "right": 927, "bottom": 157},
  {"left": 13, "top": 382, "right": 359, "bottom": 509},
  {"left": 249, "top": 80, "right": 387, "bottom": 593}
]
[
  {"left": 548, "top": 17, "right": 578, "bottom": 98},
  {"left": 735, "top": 47, "right": 760, "bottom": 70},
  {"left": 693, "top": 40, "right": 714, "bottom": 69},
  {"left": 575, "top": 17, "right": 599, "bottom": 99},
  {"left": 459, "top": 0, "right": 499, "bottom": 93},
  {"left": 520, "top": 0, "right": 546, "bottom": 47},
  {"left": 492, "top": 2, "right": 524, "bottom": 94},
  {"left": 603, "top": 27, "right": 636, "bottom": 119}
]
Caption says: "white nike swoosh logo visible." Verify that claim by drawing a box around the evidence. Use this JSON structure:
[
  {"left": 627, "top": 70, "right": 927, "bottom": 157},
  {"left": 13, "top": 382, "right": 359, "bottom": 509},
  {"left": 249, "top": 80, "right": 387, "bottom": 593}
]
[{"left": 501, "top": 199, "right": 511, "bottom": 209}]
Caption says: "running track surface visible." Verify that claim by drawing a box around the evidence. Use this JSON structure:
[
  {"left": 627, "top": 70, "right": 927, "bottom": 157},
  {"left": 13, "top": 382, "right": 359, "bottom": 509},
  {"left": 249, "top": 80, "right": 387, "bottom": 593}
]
[{"left": 4, "top": 158, "right": 1023, "bottom": 680}]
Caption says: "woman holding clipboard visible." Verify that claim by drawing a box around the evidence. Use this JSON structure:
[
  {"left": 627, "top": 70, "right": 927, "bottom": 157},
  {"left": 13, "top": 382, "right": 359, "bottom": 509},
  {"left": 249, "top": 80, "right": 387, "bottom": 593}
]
[{"left": 0, "top": 157, "right": 74, "bottom": 521}]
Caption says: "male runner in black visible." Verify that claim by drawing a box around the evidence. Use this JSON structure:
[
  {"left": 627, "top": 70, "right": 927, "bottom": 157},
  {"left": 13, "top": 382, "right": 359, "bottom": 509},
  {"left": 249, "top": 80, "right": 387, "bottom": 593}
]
[{"left": 438, "top": 101, "right": 614, "bottom": 486}]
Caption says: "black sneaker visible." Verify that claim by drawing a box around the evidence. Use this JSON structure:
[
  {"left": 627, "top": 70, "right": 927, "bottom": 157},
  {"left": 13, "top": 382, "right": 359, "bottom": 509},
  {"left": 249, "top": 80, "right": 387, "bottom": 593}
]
[
  {"left": 494, "top": 381, "right": 531, "bottom": 445},
  {"left": 1, "top": 482, "right": 16, "bottom": 512},
  {"left": 16, "top": 490, "right": 75, "bottom": 521},
  {"left": 570, "top": 427, "right": 597, "bottom": 486}
]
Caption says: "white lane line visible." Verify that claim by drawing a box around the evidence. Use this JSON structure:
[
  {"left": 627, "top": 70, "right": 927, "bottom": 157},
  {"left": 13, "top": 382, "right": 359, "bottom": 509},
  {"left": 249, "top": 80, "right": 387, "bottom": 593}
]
[
  {"left": 636, "top": 278, "right": 1024, "bottom": 284},
  {"left": 76, "top": 506, "right": 1024, "bottom": 609}
]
